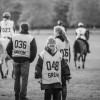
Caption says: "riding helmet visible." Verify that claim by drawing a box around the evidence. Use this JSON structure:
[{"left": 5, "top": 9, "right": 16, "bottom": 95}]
[{"left": 3, "top": 12, "right": 11, "bottom": 19}]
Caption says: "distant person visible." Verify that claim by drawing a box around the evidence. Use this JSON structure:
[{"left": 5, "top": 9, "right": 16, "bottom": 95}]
[
  {"left": 35, "top": 36, "right": 70, "bottom": 100},
  {"left": 0, "top": 11, "right": 15, "bottom": 50},
  {"left": 0, "top": 12, "right": 15, "bottom": 39},
  {"left": 6, "top": 22, "right": 37, "bottom": 100},
  {"left": 54, "top": 26, "right": 71, "bottom": 100},
  {"left": 75, "top": 22, "right": 90, "bottom": 53},
  {"left": 0, "top": 12, "right": 15, "bottom": 77},
  {"left": 54, "top": 20, "right": 67, "bottom": 38}
]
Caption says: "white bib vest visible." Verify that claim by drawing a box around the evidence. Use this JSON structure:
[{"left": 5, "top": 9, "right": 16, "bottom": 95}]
[
  {"left": 76, "top": 27, "right": 86, "bottom": 40},
  {"left": 40, "top": 50, "right": 62, "bottom": 84},
  {"left": 0, "top": 20, "right": 14, "bottom": 38},
  {"left": 56, "top": 38, "right": 70, "bottom": 65},
  {"left": 12, "top": 34, "right": 33, "bottom": 58}
]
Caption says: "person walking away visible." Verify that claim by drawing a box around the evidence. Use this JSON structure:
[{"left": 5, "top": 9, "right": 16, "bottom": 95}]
[
  {"left": 0, "top": 12, "right": 15, "bottom": 77},
  {"left": 54, "top": 25, "right": 71, "bottom": 100},
  {"left": 6, "top": 22, "right": 37, "bottom": 100},
  {"left": 0, "top": 12, "right": 15, "bottom": 48},
  {"left": 75, "top": 22, "right": 90, "bottom": 53},
  {"left": 54, "top": 20, "right": 66, "bottom": 38}
]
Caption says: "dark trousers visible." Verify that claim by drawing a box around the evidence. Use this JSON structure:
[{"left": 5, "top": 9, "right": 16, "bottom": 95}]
[
  {"left": 85, "top": 41, "right": 90, "bottom": 52},
  {"left": 13, "top": 61, "right": 30, "bottom": 98},
  {"left": 62, "top": 77, "right": 67, "bottom": 100},
  {"left": 62, "top": 86, "right": 67, "bottom": 100},
  {"left": 44, "top": 88, "right": 61, "bottom": 100}
]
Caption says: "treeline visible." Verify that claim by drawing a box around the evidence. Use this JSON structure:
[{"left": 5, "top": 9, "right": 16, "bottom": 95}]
[{"left": 0, "top": 0, "right": 100, "bottom": 29}]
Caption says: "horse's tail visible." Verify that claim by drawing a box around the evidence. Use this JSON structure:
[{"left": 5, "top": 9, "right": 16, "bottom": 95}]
[
  {"left": 73, "top": 40, "right": 79, "bottom": 61},
  {"left": 73, "top": 40, "right": 80, "bottom": 53}
]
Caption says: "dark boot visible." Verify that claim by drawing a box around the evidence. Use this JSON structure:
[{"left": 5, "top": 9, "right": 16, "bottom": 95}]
[
  {"left": 20, "top": 96, "right": 30, "bottom": 100},
  {"left": 15, "top": 95, "right": 19, "bottom": 100},
  {"left": 2, "top": 75, "right": 5, "bottom": 79},
  {"left": 1, "top": 71, "right": 5, "bottom": 79},
  {"left": 0, "top": 65, "right": 5, "bottom": 79},
  {"left": 85, "top": 40, "right": 90, "bottom": 53},
  {"left": 88, "top": 50, "right": 90, "bottom": 53},
  {"left": 87, "top": 44, "right": 90, "bottom": 53}
]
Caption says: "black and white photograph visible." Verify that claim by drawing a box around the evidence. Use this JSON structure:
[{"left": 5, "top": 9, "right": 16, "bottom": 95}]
[{"left": 0, "top": 0, "right": 100, "bottom": 100}]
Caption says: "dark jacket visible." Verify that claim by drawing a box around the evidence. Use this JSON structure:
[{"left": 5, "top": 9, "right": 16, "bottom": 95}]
[
  {"left": 56, "top": 35, "right": 64, "bottom": 42},
  {"left": 6, "top": 31, "right": 37, "bottom": 63},
  {"left": 35, "top": 47, "right": 70, "bottom": 90}
]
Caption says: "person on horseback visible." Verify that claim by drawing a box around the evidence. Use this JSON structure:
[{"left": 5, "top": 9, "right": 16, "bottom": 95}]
[
  {"left": 54, "top": 24, "right": 71, "bottom": 100},
  {"left": 0, "top": 12, "right": 15, "bottom": 78},
  {"left": 0, "top": 12, "right": 15, "bottom": 39},
  {"left": 75, "top": 22, "right": 90, "bottom": 53}
]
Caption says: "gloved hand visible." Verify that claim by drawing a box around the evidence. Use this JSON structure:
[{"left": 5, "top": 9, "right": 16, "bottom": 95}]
[
  {"left": 67, "top": 76, "right": 72, "bottom": 83},
  {"left": 38, "top": 78, "right": 42, "bottom": 84}
]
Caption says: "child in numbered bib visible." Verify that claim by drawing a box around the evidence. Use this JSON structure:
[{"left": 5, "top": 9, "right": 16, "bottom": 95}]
[{"left": 35, "top": 36, "right": 71, "bottom": 100}]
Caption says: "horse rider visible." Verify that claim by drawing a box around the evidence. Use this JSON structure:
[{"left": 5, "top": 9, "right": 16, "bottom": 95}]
[
  {"left": 0, "top": 11, "right": 15, "bottom": 51},
  {"left": 75, "top": 22, "right": 90, "bottom": 53},
  {"left": 0, "top": 12, "right": 15, "bottom": 77},
  {"left": 54, "top": 22, "right": 71, "bottom": 100},
  {"left": 0, "top": 12, "right": 15, "bottom": 40}
]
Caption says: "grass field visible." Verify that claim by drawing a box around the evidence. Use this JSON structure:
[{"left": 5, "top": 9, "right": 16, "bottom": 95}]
[{"left": 0, "top": 29, "right": 100, "bottom": 100}]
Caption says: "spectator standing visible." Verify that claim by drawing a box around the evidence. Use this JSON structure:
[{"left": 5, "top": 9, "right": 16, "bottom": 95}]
[{"left": 6, "top": 22, "right": 37, "bottom": 100}]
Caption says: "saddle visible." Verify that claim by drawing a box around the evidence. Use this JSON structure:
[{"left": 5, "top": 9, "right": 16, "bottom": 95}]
[
  {"left": 77, "top": 38, "right": 87, "bottom": 46},
  {"left": 74, "top": 38, "right": 87, "bottom": 53}
]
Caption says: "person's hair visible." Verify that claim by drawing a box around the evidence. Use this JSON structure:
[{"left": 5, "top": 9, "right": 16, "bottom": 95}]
[
  {"left": 20, "top": 22, "right": 29, "bottom": 32},
  {"left": 46, "top": 36, "right": 56, "bottom": 50}
]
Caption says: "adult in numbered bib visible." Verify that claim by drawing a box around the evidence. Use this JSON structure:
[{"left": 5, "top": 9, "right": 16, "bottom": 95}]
[{"left": 6, "top": 22, "right": 37, "bottom": 100}]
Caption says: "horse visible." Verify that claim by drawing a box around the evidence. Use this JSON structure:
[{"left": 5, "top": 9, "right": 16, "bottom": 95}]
[
  {"left": 0, "top": 43, "right": 5, "bottom": 79},
  {"left": 0, "top": 37, "right": 12, "bottom": 79},
  {"left": 73, "top": 30, "right": 89, "bottom": 69}
]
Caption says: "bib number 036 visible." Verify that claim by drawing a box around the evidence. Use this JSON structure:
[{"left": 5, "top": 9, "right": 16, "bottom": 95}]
[{"left": 15, "top": 40, "right": 27, "bottom": 49}]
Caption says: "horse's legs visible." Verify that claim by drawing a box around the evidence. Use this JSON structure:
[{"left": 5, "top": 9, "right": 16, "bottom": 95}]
[
  {"left": 82, "top": 54, "right": 86, "bottom": 69},
  {"left": 12, "top": 66, "right": 15, "bottom": 78},
  {"left": 77, "top": 55, "right": 81, "bottom": 69},
  {"left": 4, "top": 58, "right": 9, "bottom": 78},
  {"left": 74, "top": 53, "right": 77, "bottom": 68},
  {"left": 0, "top": 64, "right": 4, "bottom": 79}
]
